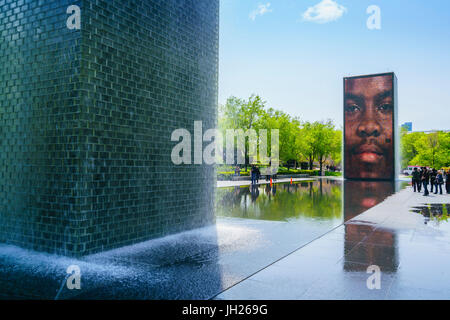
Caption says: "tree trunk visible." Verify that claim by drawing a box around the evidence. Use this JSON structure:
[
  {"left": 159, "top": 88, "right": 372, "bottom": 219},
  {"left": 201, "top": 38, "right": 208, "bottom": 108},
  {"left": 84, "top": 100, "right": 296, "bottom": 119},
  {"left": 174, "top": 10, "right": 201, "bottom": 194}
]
[{"left": 319, "top": 156, "right": 323, "bottom": 176}]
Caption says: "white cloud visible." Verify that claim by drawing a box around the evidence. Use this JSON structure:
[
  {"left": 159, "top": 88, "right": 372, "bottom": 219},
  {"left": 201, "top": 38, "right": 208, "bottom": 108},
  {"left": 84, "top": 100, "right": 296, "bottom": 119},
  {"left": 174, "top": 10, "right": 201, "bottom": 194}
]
[
  {"left": 249, "top": 3, "right": 272, "bottom": 21},
  {"left": 302, "top": 0, "right": 347, "bottom": 24}
]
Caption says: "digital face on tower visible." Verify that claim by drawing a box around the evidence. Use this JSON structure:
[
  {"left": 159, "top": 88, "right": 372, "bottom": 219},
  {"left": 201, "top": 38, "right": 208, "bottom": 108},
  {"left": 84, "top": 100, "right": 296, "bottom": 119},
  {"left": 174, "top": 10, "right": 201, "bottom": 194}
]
[{"left": 344, "top": 74, "right": 395, "bottom": 180}]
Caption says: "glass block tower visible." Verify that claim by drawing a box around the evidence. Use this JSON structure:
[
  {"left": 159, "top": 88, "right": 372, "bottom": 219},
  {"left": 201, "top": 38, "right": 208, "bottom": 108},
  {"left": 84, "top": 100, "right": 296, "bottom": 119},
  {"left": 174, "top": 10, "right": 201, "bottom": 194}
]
[{"left": 0, "top": 0, "right": 219, "bottom": 256}]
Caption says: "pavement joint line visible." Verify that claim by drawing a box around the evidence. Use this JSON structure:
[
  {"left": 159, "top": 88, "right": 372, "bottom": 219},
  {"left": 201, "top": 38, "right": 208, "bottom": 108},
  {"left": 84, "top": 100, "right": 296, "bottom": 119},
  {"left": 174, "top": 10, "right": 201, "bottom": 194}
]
[{"left": 384, "top": 267, "right": 401, "bottom": 300}]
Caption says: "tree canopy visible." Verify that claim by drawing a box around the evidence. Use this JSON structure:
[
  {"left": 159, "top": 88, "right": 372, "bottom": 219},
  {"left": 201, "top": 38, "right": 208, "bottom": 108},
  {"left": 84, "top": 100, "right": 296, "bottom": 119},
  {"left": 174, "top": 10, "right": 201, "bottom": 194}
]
[
  {"left": 219, "top": 94, "right": 342, "bottom": 171},
  {"left": 401, "top": 128, "right": 450, "bottom": 169}
]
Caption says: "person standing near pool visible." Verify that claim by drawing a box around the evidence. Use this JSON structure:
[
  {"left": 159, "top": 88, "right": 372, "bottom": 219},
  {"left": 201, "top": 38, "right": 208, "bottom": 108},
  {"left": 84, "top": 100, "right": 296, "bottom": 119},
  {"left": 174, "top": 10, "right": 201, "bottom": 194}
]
[
  {"left": 255, "top": 166, "right": 261, "bottom": 184},
  {"left": 250, "top": 165, "right": 256, "bottom": 185},
  {"left": 435, "top": 170, "right": 444, "bottom": 195},
  {"left": 422, "top": 167, "right": 430, "bottom": 196},
  {"left": 430, "top": 169, "right": 437, "bottom": 193},
  {"left": 412, "top": 167, "right": 421, "bottom": 192}
]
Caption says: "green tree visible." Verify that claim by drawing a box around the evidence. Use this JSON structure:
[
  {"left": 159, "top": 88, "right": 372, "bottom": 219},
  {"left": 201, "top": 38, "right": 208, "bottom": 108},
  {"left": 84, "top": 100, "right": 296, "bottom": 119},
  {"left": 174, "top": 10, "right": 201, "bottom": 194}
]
[
  {"left": 310, "top": 120, "right": 341, "bottom": 175},
  {"left": 219, "top": 95, "right": 266, "bottom": 132},
  {"left": 400, "top": 127, "right": 421, "bottom": 168},
  {"left": 219, "top": 94, "right": 266, "bottom": 168},
  {"left": 297, "top": 121, "right": 341, "bottom": 173},
  {"left": 409, "top": 131, "right": 450, "bottom": 168},
  {"left": 328, "top": 129, "right": 342, "bottom": 167},
  {"left": 297, "top": 122, "right": 316, "bottom": 170},
  {"left": 219, "top": 95, "right": 343, "bottom": 172},
  {"left": 259, "top": 108, "right": 302, "bottom": 165}
]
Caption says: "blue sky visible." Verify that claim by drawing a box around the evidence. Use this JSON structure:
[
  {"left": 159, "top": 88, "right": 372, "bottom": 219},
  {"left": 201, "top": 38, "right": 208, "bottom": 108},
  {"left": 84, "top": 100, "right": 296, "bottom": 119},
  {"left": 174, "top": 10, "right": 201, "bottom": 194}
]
[{"left": 219, "top": 0, "right": 450, "bottom": 131}]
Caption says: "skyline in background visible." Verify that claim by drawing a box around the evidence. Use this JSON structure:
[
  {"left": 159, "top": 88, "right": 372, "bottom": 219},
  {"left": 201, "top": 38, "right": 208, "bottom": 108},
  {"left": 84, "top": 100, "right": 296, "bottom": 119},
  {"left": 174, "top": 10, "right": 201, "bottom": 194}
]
[{"left": 219, "top": 0, "right": 450, "bottom": 131}]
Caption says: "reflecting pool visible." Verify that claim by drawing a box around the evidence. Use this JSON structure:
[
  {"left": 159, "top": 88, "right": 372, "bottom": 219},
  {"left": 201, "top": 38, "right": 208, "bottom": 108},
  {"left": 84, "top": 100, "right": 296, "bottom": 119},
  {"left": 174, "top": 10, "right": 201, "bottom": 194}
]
[
  {"left": 216, "top": 179, "right": 409, "bottom": 223},
  {"left": 216, "top": 179, "right": 342, "bottom": 223}
]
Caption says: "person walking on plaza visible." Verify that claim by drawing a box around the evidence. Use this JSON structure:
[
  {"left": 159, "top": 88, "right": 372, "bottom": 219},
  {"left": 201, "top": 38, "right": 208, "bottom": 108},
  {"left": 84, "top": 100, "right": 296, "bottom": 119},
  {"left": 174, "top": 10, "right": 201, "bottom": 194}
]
[
  {"left": 435, "top": 170, "right": 444, "bottom": 195},
  {"left": 412, "top": 167, "right": 421, "bottom": 192},
  {"left": 422, "top": 167, "right": 430, "bottom": 196},
  {"left": 430, "top": 168, "right": 437, "bottom": 193},
  {"left": 417, "top": 167, "right": 423, "bottom": 192}
]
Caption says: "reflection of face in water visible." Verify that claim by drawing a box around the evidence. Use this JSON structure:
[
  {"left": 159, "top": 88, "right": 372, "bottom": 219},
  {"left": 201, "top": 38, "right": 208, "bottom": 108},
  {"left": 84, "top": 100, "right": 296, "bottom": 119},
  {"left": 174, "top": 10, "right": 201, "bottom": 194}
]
[
  {"left": 344, "top": 180, "right": 394, "bottom": 221},
  {"left": 344, "top": 74, "right": 394, "bottom": 180}
]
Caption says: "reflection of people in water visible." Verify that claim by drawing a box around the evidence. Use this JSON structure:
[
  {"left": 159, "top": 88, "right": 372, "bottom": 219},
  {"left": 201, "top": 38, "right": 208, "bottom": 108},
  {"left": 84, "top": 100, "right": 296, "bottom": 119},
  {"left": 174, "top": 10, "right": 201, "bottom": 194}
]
[
  {"left": 250, "top": 184, "right": 259, "bottom": 202},
  {"left": 265, "top": 183, "right": 271, "bottom": 196},
  {"left": 414, "top": 204, "right": 450, "bottom": 225},
  {"left": 344, "top": 74, "right": 395, "bottom": 180}
]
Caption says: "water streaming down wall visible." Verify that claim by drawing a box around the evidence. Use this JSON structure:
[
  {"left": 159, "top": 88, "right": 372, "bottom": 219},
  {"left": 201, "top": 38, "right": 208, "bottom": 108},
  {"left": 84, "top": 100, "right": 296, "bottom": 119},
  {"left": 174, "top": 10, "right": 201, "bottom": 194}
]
[{"left": 0, "top": 0, "right": 219, "bottom": 256}]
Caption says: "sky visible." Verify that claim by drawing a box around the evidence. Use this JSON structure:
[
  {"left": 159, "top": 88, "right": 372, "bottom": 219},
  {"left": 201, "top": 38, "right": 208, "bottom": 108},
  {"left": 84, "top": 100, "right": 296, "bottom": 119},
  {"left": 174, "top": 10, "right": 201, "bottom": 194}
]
[{"left": 219, "top": 0, "right": 450, "bottom": 131}]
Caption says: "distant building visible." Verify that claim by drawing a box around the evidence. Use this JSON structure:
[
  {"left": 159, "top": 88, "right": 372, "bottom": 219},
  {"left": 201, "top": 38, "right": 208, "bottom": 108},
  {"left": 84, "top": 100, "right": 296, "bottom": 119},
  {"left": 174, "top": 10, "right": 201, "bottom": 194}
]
[{"left": 401, "top": 122, "right": 413, "bottom": 132}]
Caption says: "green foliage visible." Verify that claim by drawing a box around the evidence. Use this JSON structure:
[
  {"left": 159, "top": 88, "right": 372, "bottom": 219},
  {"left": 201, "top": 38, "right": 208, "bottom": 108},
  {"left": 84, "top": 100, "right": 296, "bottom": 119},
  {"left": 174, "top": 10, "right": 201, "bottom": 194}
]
[
  {"left": 219, "top": 95, "right": 266, "bottom": 165},
  {"left": 219, "top": 95, "right": 342, "bottom": 169},
  {"left": 325, "top": 171, "right": 342, "bottom": 177},
  {"left": 216, "top": 169, "right": 320, "bottom": 180},
  {"left": 299, "top": 120, "right": 342, "bottom": 174},
  {"left": 217, "top": 171, "right": 249, "bottom": 180},
  {"left": 401, "top": 130, "right": 450, "bottom": 169},
  {"left": 277, "top": 168, "right": 319, "bottom": 176},
  {"left": 219, "top": 95, "right": 265, "bottom": 131}
]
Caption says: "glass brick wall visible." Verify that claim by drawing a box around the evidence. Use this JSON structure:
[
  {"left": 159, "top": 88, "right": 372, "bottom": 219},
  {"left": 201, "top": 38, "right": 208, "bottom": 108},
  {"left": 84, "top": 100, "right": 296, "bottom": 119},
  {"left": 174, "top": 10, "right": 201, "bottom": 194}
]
[{"left": 0, "top": 0, "right": 219, "bottom": 256}]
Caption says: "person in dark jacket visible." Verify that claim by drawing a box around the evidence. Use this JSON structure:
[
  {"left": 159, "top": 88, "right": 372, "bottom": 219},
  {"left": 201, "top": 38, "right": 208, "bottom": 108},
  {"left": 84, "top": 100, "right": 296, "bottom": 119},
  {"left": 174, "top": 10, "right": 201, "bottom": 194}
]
[
  {"left": 422, "top": 167, "right": 430, "bottom": 196},
  {"left": 412, "top": 167, "right": 421, "bottom": 192},
  {"left": 250, "top": 165, "right": 256, "bottom": 185},
  {"left": 255, "top": 166, "right": 261, "bottom": 184},
  {"left": 418, "top": 167, "right": 423, "bottom": 192},
  {"left": 435, "top": 170, "right": 444, "bottom": 195},
  {"left": 446, "top": 170, "right": 450, "bottom": 194},
  {"left": 430, "top": 169, "right": 437, "bottom": 193}
]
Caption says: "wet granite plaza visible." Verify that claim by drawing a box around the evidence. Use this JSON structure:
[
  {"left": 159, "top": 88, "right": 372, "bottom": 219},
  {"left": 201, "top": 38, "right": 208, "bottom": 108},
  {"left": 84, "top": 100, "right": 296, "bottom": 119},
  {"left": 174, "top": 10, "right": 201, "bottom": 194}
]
[{"left": 0, "top": 178, "right": 449, "bottom": 299}]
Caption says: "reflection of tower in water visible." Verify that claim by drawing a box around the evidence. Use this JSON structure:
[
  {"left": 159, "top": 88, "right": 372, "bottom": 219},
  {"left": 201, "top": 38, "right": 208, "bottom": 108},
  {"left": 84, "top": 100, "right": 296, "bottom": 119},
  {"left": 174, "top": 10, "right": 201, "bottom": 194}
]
[
  {"left": 344, "top": 180, "right": 395, "bottom": 221},
  {"left": 343, "top": 180, "right": 399, "bottom": 273}
]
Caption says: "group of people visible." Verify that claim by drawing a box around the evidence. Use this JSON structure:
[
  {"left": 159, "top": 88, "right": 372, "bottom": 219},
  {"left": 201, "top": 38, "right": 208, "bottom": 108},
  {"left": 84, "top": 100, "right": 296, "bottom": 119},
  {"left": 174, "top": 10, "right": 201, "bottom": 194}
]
[
  {"left": 412, "top": 167, "right": 449, "bottom": 196},
  {"left": 250, "top": 165, "right": 261, "bottom": 185}
]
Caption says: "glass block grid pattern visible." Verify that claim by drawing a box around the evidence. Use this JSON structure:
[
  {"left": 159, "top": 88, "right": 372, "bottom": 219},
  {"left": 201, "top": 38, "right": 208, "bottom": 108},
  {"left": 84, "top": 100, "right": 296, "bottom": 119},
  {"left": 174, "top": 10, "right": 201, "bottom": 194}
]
[{"left": 0, "top": 0, "right": 219, "bottom": 256}]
